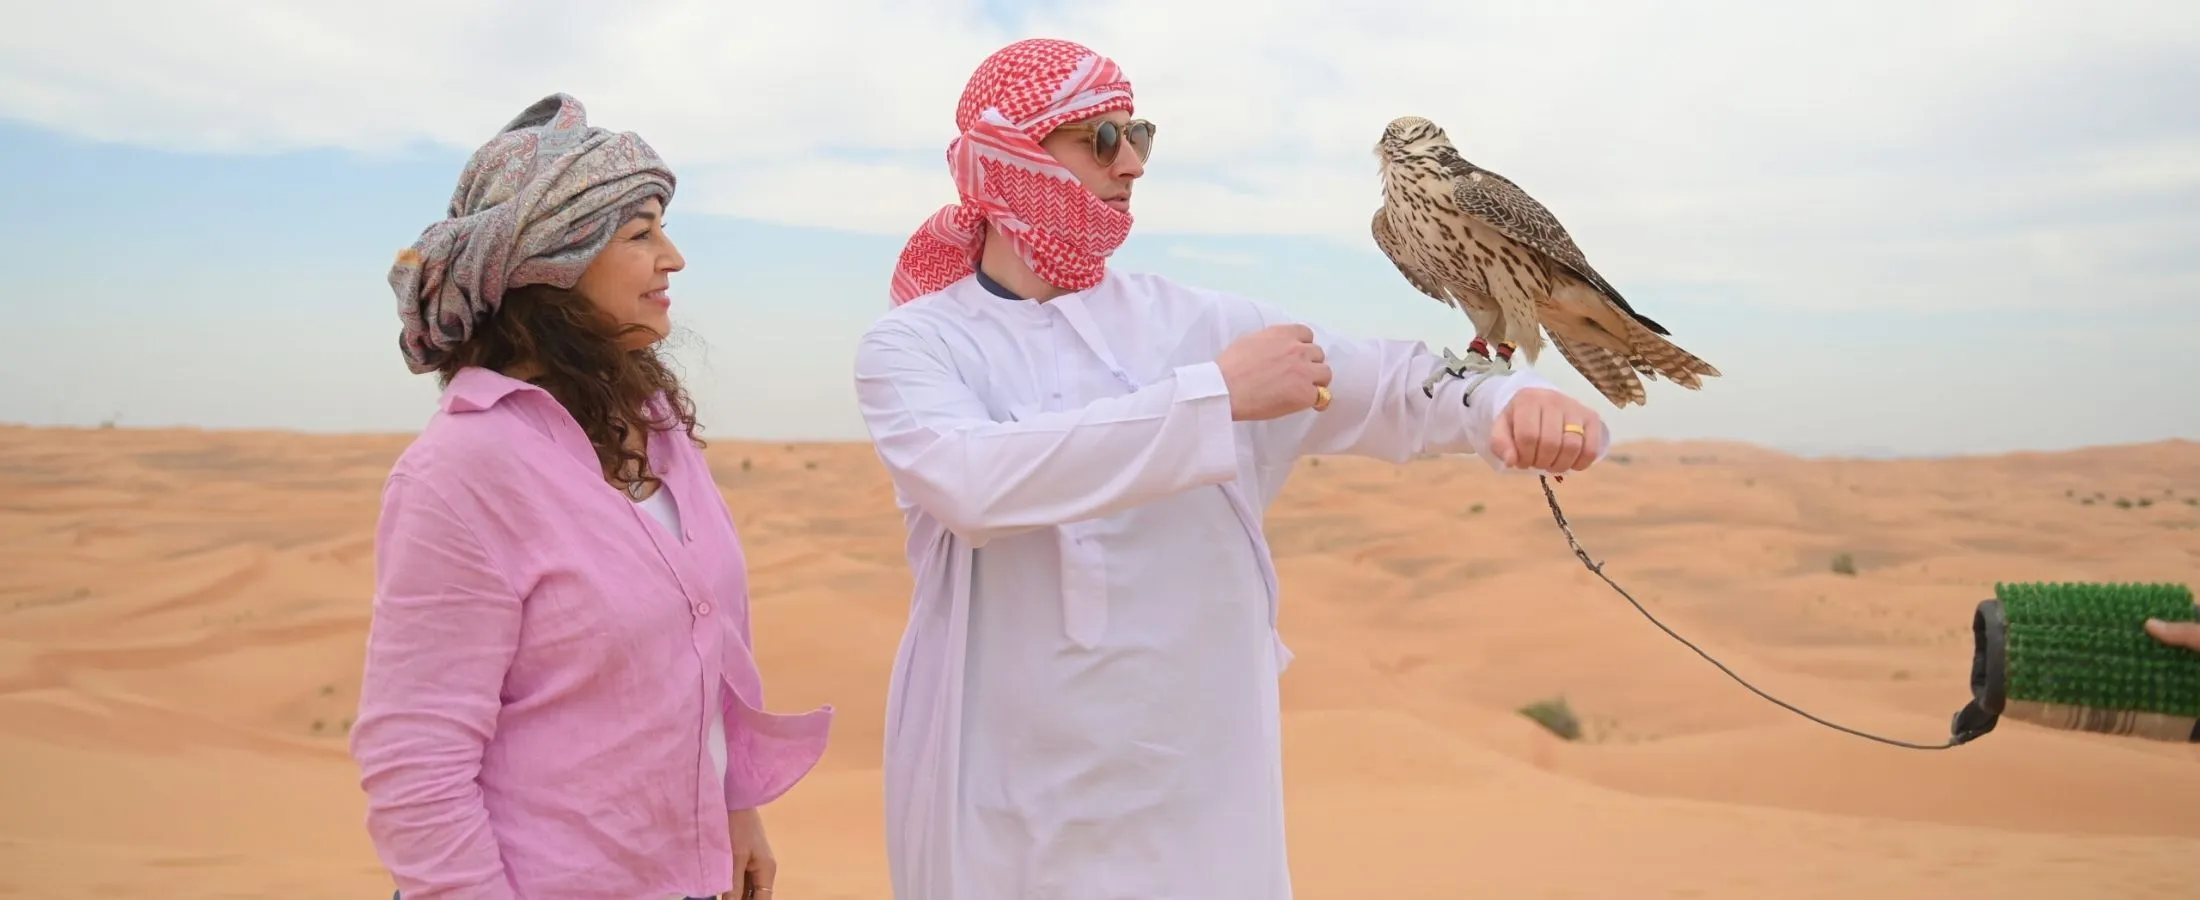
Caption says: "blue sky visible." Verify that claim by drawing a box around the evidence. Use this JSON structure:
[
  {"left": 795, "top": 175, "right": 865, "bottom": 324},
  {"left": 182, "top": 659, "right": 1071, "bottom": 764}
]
[{"left": 2, "top": 1, "right": 2196, "bottom": 457}]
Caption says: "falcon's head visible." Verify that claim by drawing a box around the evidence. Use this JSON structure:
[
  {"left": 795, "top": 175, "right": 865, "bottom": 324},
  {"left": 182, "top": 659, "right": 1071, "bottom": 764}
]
[{"left": 1374, "top": 115, "right": 1451, "bottom": 162}]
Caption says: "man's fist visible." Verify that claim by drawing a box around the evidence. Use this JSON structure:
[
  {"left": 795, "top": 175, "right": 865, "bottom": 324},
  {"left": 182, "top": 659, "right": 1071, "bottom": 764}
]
[
  {"left": 1491, "top": 388, "right": 1606, "bottom": 473},
  {"left": 1217, "top": 324, "right": 1331, "bottom": 421}
]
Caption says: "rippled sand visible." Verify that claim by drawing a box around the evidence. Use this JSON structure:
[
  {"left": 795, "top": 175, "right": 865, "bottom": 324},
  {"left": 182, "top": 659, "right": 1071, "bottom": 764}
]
[{"left": 3, "top": 424, "right": 2196, "bottom": 898}]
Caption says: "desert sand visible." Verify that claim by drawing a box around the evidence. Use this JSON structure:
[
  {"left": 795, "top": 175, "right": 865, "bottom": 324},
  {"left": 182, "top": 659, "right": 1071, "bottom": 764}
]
[{"left": 2, "top": 423, "right": 2197, "bottom": 898}]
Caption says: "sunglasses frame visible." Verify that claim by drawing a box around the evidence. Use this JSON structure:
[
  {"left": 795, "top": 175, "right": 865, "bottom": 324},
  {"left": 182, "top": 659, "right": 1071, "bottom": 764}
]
[{"left": 1049, "top": 118, "right": 1157, "bottom": 166}]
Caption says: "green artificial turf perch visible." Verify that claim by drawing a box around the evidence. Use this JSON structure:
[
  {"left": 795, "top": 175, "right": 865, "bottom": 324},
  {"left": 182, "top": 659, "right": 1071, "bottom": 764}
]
[{"left": 1957, "top": 581, "right": 2200, "bottom": 743}]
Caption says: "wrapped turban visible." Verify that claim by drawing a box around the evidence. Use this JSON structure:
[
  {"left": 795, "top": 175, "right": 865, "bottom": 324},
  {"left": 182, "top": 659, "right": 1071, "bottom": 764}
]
[
  {"left": 889, "top": 38, "right": 1135, "bottom": 306},
  {"left": 389, "top": 93, "right": 677, "bottom": 373}
]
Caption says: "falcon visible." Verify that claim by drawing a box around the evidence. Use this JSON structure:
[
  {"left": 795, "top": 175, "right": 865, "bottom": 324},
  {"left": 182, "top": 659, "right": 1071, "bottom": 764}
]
[{"left": 1370, "top": 115, "right": 1719, "bottom": 408}]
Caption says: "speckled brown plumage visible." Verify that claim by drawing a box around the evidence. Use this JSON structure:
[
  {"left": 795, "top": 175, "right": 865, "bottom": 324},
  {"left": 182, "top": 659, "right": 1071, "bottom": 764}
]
[{"left": 1371, "top": 115, "right": 1720, "bottom": 408}]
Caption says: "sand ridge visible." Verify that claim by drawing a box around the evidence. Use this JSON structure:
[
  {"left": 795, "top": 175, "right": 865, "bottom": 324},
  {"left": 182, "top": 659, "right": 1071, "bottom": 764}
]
[{"left": 2, "top": 424, "right": 2197, "bottom": 898}]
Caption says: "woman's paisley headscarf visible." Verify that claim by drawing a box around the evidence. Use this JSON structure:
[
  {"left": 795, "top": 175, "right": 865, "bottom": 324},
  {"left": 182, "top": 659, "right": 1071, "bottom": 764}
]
[{"left": 388, "top": 93, "right": 676, "bottom": 373}]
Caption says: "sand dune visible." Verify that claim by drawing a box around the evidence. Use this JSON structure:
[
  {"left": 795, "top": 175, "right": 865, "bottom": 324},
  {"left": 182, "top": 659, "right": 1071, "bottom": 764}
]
[{"left": 2, "top": 424, "right": 2197, "bottom": 898}]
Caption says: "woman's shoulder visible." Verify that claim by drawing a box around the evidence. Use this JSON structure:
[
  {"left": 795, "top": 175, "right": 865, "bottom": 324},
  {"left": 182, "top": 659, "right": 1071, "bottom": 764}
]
[{"left": 386, "top": 401, "right": 543, "bottom": 492}]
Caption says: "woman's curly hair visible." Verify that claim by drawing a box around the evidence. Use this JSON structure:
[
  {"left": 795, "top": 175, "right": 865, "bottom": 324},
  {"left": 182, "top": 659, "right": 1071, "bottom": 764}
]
[{"left": 435, "top": 282, "right": 703, "bottom": 497}]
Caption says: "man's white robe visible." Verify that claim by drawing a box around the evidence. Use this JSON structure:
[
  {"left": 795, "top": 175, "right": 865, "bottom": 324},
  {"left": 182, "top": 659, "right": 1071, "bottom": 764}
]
[{"left": 852, "top": 269, "right": 1609, "bottom": 900}]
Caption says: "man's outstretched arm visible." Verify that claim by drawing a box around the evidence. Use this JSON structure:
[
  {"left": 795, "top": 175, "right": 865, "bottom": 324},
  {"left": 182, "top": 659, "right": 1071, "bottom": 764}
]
[{"left": 1230, "top": 296, "right": 1610, "bottom": 472}]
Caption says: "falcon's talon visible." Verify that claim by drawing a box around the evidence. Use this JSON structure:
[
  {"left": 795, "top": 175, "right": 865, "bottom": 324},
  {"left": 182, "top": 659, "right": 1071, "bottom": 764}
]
[
  {"left": 1420, "top": 347, "right": 1469, "bottom": 396},
  {"left": 1424, "top": 344, "right": 1518, "bottom": 401},
  {"left": 1425, "top": 341, "right": 1513, "bottom": 391}
]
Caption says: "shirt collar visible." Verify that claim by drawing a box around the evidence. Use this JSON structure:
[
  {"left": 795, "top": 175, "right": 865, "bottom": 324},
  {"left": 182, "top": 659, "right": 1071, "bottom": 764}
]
[
  {"left": 439, "top": 366, "right": 549, "bottom": 414},
  {"left": 439, "top": 365, "right": 684, "bottom": 472}
]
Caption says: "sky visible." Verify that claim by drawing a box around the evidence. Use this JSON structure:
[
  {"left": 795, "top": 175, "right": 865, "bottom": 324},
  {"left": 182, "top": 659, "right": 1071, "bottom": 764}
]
[{"left": 2, "top": 0, "right": 2196, "bottom": 457}]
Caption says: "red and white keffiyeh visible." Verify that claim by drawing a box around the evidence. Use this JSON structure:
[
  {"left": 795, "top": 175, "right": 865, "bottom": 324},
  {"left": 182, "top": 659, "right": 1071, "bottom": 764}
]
[{"left": 888, "top": 38, "right": 1136, "bottom": 306}]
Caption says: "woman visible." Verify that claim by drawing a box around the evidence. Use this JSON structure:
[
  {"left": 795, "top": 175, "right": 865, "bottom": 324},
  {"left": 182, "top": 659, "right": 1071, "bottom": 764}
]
[{"left": 350, "top": 93, "right": 832, "bottom": 900}]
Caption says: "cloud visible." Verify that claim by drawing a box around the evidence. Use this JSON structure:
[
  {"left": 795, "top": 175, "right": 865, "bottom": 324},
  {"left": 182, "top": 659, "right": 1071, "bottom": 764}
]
[{"left": 4, "top": 0, "right": 2196, "bottom": 313}]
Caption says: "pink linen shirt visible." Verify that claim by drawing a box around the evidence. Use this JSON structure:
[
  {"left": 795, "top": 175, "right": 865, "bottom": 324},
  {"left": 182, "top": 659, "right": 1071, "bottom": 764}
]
[{"left": 349, "top": 366, "right": 834, "bottom": 899}]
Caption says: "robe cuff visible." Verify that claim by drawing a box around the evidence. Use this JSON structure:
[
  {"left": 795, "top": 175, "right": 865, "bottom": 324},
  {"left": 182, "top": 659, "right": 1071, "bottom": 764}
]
[
  {"left": 1174, "top": 360, "right": 1230, "bottom": 400},
  {"left": 1173, "top": 362, "right": 1239, "bottom": 481}
]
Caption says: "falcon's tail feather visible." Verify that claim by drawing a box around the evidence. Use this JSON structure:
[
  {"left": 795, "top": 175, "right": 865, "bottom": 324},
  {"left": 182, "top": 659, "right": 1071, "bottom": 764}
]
[
  {"left": 1551, "top": 332, "right": 1649, "bottom": 408},
  {"left": 1622, "top": 316, "right": 1721, "bottom": 389}
]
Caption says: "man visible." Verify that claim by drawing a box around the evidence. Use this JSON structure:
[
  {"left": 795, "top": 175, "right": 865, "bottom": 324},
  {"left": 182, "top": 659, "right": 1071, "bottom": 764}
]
[{"left": 851, "top": 37, "right": 1612, "bottom": 899}]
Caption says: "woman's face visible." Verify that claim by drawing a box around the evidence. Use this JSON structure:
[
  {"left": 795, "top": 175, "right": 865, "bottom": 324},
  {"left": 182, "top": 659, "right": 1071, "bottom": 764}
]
[{"left": 573, "top": 197, "right": 685, "bottom": 349}]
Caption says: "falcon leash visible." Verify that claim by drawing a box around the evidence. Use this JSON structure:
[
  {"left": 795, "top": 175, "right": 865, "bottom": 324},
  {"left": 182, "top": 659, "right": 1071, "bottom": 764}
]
[
  {"left": 1537, "top": 476, "right": 2200, "bottom": 748},
  {"left": 1428, "top": 338, "right": 1991, "bottom": 750},
  {"left": 1531, "top": 474, "right": 1977, "bottom": 750}
]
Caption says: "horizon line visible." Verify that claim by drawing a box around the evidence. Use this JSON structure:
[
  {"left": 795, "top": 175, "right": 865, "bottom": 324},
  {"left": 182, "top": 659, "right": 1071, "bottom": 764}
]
[{"left": 7, "top": 421, "right": 2191, "bottom": 464}]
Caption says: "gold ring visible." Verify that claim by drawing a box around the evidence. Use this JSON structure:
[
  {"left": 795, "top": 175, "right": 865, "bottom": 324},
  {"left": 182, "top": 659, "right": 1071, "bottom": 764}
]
[
  {"left": 1562, "top": 423, "right": 1585, "bottom": 436},
  {"left": 1313, "top": 385, "right": 1332, "bottom": 411}
]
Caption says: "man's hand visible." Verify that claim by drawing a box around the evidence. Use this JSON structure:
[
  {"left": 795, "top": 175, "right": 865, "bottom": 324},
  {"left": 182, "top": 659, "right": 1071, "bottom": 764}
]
[
  {"left": 2145, "top": 618, "right": 2200, "bottom": 653},
  {"left": 1217, "top": 324, "right": 1331, "bottom": 421},
  {"left": 722, "top": 807, "right": 775, "bottom": 899},
  {"left": 1490, "top": 388, "right": 1605, "bottom": 473}
]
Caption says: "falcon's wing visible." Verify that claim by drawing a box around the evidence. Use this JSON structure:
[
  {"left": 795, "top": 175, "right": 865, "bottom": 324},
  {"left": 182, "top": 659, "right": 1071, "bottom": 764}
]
[
  {"left": 1370, "top": 208, "right": 1458, "bottom": 308},
  {"left": 1440, "top": 154, "right": 1670, "bottom": 335}
]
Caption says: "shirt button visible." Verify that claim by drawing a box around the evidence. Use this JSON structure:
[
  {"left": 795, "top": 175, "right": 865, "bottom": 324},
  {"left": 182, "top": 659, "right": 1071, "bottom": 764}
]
[{"left": 695, "top": 602, "right": 712, "bottom": 616}]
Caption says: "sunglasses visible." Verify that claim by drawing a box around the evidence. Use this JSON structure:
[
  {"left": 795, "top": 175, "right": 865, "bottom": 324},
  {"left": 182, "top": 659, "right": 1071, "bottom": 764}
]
[{"left": 1050, "top": 119, "right": 1156, "bottom": 166}]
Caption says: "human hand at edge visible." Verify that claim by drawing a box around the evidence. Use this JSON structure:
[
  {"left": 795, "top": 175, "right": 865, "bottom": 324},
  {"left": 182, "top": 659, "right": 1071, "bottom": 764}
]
[
  {"left": 722, "top": 807, "right": 776, "bottom": 899},
  {"left": 2144, "top": 618, "right": 2200, "bottom": 653}
]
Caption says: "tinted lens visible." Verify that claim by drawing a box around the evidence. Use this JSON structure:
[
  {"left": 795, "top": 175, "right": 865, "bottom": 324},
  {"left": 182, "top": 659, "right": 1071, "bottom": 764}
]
[
  {"left": 1093, "top": 121, "right": 1121, "bottom": 163},
  {"left": 1125, "top": 121, "right": 1153, "bottom": 159}
]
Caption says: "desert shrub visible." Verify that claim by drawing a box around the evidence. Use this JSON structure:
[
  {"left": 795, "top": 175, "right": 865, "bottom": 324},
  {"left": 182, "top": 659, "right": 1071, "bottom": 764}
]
[{"left": 1519, "top": 697, "right": 1583, "bottom": 741}]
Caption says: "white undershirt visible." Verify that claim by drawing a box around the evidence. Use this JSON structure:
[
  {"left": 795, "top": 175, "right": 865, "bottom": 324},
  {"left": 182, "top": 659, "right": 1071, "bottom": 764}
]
[{"left": 633, "top": 488, "right": 730, "bottom": 795}]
